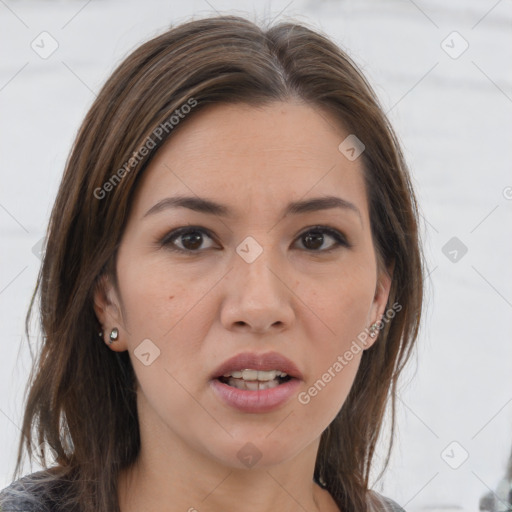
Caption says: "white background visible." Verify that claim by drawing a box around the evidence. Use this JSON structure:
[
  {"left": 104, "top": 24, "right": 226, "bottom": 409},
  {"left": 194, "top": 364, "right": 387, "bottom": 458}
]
[{"left": 1, "top": 0, "right": 512, "bottom": 510}]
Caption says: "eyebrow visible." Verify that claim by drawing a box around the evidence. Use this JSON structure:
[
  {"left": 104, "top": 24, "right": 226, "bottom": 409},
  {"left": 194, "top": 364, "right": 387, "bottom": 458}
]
[{"left": 143, "top": 194, "right": 362, "bottom": 221}]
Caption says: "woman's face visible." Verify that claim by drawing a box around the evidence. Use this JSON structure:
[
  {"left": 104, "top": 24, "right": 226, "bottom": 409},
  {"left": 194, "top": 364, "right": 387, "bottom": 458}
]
[{"left": 95, "top": 100, "right": 391, "bottom": 471}]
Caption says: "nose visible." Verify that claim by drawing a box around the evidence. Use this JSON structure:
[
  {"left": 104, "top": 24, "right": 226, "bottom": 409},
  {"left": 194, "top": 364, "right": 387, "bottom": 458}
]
[{"left": 220, "top": 243, "right": 295, "bottom": 334}]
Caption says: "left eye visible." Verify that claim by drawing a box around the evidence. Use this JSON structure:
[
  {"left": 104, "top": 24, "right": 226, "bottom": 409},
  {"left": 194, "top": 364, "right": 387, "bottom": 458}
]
[
  {"left": 295, "top": 226, "right": 348, "bottom": 252},
  {"left": 160, "top": 226, "right": 348, "bottom": 253}
]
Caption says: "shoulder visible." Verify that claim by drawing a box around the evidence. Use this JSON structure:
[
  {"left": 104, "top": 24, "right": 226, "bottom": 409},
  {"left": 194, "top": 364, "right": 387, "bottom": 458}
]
[
  {"left": 366, "top": 490, "right": 406, "bottom": 512},
  {"left": 0, "top": 469, "right": 62, "bottom": 512}
]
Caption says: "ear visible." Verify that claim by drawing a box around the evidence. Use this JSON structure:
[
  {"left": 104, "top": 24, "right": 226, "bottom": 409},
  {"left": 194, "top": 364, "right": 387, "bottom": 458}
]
[
  {"left": 93, "top": 274, "right": 127, "bottom": 351},
  {"left": 365, "top": 263, "right": 393, "bottom": 349}
]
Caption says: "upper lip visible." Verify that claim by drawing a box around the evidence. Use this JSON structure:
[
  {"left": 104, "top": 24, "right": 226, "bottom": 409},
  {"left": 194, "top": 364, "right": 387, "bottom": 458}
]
[{"left": 211, "top": 351, "right": 303, "bottom": 380}]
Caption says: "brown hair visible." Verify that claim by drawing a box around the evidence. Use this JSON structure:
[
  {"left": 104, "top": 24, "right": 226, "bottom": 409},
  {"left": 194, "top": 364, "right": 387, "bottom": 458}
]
[{"left": 12, "top": 14, "right": 423, "bottom": 512}]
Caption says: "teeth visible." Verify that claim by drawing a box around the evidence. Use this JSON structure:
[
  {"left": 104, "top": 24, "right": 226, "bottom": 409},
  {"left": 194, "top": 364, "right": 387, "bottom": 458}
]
[
  {"left": 226, "top": 378, "right": 281, "bottom": 391},
  {"left": 220, "top": 368, "right": 291, "bottom": 391},
  {"left": 222, "top": 369, "right": 288, "bottom": 381}
]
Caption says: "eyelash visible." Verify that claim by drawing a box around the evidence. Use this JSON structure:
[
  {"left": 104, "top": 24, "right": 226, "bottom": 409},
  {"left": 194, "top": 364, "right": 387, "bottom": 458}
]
[{"left": 158, "top": 225, "right": 351, "bottom": 254}]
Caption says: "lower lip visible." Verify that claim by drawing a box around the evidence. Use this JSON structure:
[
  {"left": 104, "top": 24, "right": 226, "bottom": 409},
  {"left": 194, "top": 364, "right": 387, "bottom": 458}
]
[{"left": 210, "top": 378, "right": 301, "bottom": 413}]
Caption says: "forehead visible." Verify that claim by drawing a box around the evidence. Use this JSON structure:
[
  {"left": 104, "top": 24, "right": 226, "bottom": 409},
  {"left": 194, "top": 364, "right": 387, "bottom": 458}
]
[{"left": 130, "top": 101, "right": 369, "bottom": 223}]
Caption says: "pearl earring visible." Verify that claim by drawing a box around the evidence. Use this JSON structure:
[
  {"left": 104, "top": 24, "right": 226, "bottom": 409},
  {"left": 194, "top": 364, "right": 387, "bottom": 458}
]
[
  {"left": 369, "top": 322, "right": 379, "bottom": 338},
  {"left": 109, "top": 328, "right": 119, "bottom": 344}
]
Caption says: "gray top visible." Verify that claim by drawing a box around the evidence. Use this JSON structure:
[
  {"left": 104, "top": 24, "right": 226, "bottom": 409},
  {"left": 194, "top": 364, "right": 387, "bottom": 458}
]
[{"left": 0, "top": 469, "right": 406, "bottom": 511}]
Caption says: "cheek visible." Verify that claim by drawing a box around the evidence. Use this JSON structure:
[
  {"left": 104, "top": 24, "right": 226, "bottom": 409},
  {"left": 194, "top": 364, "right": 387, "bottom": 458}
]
[
  {"left": 297, "top": 349, "right": 361, "bottom": 432},
  {"left": 118, "top": 255, "right": 220, "bottom": 393},
  {"left": 289, "top": 267, "right": 375, "bottom": 423},
  {"left": 300, "top": 264, "right": 376, "bottom": 349},
  {"left": 297, "top": 293, "right": 368, "bottom": 429},
  {"left": 118, "top": 254, "right": 210, "bottom": 340}
]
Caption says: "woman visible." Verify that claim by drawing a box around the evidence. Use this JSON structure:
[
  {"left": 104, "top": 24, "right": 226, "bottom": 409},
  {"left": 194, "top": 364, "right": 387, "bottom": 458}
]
[{"left": 0, "top": 14, "right": 423, "bottom": 512}]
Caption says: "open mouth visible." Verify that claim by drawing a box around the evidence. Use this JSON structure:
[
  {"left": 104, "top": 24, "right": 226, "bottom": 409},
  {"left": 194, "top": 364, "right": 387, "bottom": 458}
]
[{"left": 217, "top": 370, "right": 293, "bottom": 391}]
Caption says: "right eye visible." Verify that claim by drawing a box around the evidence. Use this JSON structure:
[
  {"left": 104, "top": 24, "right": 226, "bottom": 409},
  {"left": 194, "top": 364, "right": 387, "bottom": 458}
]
[{"left": 160, "top": 226, "right": 218, "bottom": 253}]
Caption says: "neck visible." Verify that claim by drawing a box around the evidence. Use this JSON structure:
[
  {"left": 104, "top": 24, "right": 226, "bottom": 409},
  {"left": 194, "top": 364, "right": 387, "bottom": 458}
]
[
  {"left": 116, "top": 388, "right": 340, "bottom": 512},
  {"left": 118, "top": 458, "right": 336, "bottom": 512},
  {"left": 117, "top": 421, "right": 338, "bottom": 511}
]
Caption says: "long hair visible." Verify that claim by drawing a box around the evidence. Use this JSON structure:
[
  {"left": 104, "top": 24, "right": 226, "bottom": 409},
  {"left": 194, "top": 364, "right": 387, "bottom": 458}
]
[{"left": 11, "top": 14, "right": 424, "bottom": 512}]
